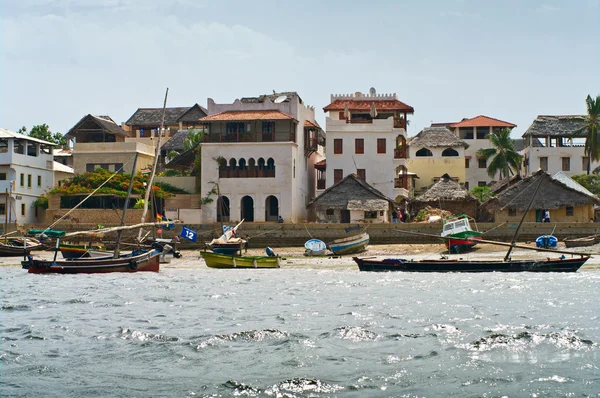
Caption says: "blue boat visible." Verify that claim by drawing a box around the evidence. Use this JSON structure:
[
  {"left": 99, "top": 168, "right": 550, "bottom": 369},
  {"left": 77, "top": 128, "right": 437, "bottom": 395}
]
[
  {"left": 536, "top": 235, "right": 557, "bottom": 249},
  {"left": 304, "top": 239, "right": 327, "bottom": 256},
  {"left": 328, "top": 232, "right": 369, "bottom": 255}
]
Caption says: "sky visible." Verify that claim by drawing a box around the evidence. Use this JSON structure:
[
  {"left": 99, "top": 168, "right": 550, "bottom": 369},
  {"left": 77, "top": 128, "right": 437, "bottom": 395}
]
[{"left": 1, "top": 0, "right": 599, "bottom": 139}]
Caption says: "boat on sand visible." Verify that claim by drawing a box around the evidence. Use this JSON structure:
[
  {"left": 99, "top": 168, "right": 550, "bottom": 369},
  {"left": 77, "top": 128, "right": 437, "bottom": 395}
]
[
  {"left": 200, "top": 251, "right": 280, "bottom": 269},
  {"left": 328, "top": 232, "right": 369, "bottom": 255}
]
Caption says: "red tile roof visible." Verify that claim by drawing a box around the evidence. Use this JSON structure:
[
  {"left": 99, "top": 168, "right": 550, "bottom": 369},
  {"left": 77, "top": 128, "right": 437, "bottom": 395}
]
[
  {"left": 304, "top": 120, "right": 321, "bottom": 128},
  {"left": 199, "top": 110, "right": 296, "bottom": 122},
  {"left": 323, "top": 99, "right": 414, "bottom": 113},
  {"left": 450, "top": 115, "right": 516, "bottom": 128}
]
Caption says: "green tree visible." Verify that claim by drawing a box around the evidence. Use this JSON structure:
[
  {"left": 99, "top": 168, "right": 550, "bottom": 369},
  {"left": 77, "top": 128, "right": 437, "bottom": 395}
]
[
  {"left": 583, "top": 94, "right": 600, "bottom": 174},
  {"left": 183, "top": 129, "right": 204, "bottom": 151},
  {"left": 27, "top": 124, "right": 67, "bottom": 148},
  {"left": 477, "top": 128, "right": 523, "bottom": 180},
  {"left": 470, "top": 185, "right": 494, "bottom": 203},
  {"left": 571, "top": 174, "right": 600, "bottom": 196}
]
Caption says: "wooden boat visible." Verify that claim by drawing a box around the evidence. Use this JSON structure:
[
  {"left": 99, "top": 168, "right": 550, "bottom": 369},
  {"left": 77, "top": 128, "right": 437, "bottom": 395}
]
[
  {"left": 352, "top": 255, "right": 589, "bottom": 273},
  {"left": 22, "top": 247, "right": 163, "bottom": 274},
  {"left": 564, "top": 235, "right": 598, "bottom": 248},
  {"left": 0, "top": 237, "right": 42, "bottom": 256},
  {"left": 59, "top": 242, "right": 106, "bottom": 259},
  {"left": 207, "top": 220, "right": 246, "bottom": 255},
  {"left": 328, "top": 232, "right": 369, "bottom": 255},
  {"left": 304, "top": 239, "right": 328, "bottom": 256},
  {"left": 440, "top": 214, "right": 482, "bottom": 253},
  {"left": 200, "top": 251, "right": 280, "bottom": 269}
]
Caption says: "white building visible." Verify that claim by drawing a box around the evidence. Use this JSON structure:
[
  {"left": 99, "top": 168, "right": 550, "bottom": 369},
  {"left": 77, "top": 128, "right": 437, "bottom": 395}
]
[
  {"left": 0, "top": 128, "right": 58, "bottom": 228},
  {"left": 521, "top": 115, "right": 597, "bottom": 177},
  {"left": 434, "top": 115, "right": 517, "bottom": 190},
  {"left": 319, "top": 89, "right": 414, "bottom": 203},
  {"left": 197, "top": 92, "right": 325, "bottom": 223}
]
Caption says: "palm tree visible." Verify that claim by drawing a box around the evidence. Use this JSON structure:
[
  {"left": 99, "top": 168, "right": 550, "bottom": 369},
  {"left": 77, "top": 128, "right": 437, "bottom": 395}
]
[
  {"left": 477, "top": 128, "right": 523, "bottom": 180},
  {"left": 584, "top": 94, "right": 600, "bottom": 174}
]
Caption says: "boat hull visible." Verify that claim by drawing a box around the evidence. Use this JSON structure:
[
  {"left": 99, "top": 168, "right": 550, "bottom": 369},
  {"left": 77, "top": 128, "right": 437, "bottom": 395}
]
[
  {"left": 329, "top": 233, "right": 369, "bottom": 255},
  {"left": 564, "top": 236, "right": 597, "bottom": 248},
  {"left": 0, "top": 238, "right": 42, "bottom": 257},
  {"left": 353, "top": 256, "right": 589, "bottom": 273},
  {"left": 22, "top": 250, "right": 161, "bottom": 274},
  {"left": 444, "top": 234, "right": 482, "bottom": 253},
  {"left": 210, "top": 242, "right": 244, "bottom": 255},
  {"left": 201, "top": 251, "right": 280, "bottom": 269}
]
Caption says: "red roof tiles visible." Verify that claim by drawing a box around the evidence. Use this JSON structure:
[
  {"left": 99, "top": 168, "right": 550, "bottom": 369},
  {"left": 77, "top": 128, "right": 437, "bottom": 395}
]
[
  {"left": 304, "top": 120, "right": 321, "bottom": 128},
  {"left": 323, "top": 99, "right": 414, "bottom": 113},
  {"left": 450, "top": 115, "right": 516, "bottom": 128},
  {"left": 199, "top": 110, "right": 296, "bottom": 122}
]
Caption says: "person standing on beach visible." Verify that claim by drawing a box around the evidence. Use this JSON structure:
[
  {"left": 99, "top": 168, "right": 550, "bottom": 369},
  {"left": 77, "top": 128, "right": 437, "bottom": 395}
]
[
  {"left": 392, "top": 209, "right": 398, "bottom": 223},
  {"left": 543, "top": 210, "right": 550, "bottom": 223}
]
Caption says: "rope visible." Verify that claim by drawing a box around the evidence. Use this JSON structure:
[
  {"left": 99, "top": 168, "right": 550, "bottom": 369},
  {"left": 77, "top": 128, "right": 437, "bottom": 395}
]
[
  {"left": 303, "top": 224, "right": 314, "bottom": 239},
  {"left": 41, "top": 154, "right": 138, "bottom": 235}
]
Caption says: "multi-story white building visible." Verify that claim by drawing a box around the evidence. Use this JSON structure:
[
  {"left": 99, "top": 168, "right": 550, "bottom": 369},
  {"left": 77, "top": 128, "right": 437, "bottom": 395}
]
[
  {"left": 521, "top": 115, "right": 596, "bottom": 177},
  {"left": 0, "top": 128, "right": 57, "bottom": 227},
  {"left": 432, "top": 115, "right": 517, "bottom": 189},
  {"left": 319, "top": 89, "right": 414, "bottom": 202},
  {"left": 197, "top": 92, "right": 324, "bottom": 223}
]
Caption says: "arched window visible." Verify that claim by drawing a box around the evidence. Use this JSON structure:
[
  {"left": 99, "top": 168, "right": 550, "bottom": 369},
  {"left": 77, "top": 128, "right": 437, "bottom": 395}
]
[
  {"left": 258, "top": 158, "right": 266, "bottom": 170},
  {"left": 239, "top": 158, "right": 247, "bottom": 170},
  {"left": 248, "top": 158, "right": 256, "bottom": 169},
  {"left": 442, "top": 148, "right": 459, "bottom": 157},
  {"left": 416, "top": 148, "right": 433, "bottom": 157},
  {"left": 266, "top": 158, "right": 275, "bottom": 170},
  {"left": 229, "top": 158, "right": 237, "bottom": 169}
]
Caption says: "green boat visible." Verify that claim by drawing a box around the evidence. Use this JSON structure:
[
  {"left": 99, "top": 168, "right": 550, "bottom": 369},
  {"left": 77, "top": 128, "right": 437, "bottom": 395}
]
[{"left": 200, "top": 251, "right": 280, "bottom": 269}]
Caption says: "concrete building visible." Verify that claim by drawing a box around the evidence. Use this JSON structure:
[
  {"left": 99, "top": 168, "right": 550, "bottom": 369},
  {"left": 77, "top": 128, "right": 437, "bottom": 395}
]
[
  {"left": 197, "top": 92, "right": 325, "bottom": 224},
  {"left": 435, "top": 115, "right": 517, "bottom": 190},
  {"left": 65, "top": 114, "right": 155, "bottom": 175},
  {"left": 319, "top": 89, "right": 414, "bottom": 204},
  {"left": 0, "top": 128, "right": 57, "bottom": 227},
  {"left": 406, "top": 127, "right": 468, "bottom": 192},
  {"left": 521, "top": 115, "right": 597, "bottom": 177}
]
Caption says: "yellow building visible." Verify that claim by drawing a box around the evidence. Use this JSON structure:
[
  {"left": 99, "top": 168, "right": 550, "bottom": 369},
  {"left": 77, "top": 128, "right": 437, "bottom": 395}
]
[{"left": 406, "top": 127, "right": 468, "bottom": 194}]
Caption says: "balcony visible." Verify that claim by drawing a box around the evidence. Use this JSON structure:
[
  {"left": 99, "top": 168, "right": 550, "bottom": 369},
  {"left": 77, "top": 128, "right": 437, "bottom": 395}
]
[
  {"left": 394, "top": 177, "right": 409, "bottom": 189},
  {"left": 219, "top": 167, "right": 275, "bottom": 178},
  {"left": 394, "top": 148, "right": 407, "bottom": 159},
  {"left": 393, "top": 118, "right": 407, "bottom": 129},
  {"left": 203, "top": 131, "right": 296, "bottom": 144},
  {"left": 317, "top": 179, "right": 326, "bottom": 189}
]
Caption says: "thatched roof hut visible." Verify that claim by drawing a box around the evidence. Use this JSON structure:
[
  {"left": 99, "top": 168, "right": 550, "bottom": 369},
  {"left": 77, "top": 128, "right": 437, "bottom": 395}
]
[
  {"left": 309, "top": 174, "right": 395, "bottom": 223},
  {"left": 483, "top": 170, "right": 599, "bottom": 212},
  {"left": 410, "top": 173, "right": 478, "bottom": 218},
  {"left": 408, "top": 127, "right": 469, "bottom": 148}
]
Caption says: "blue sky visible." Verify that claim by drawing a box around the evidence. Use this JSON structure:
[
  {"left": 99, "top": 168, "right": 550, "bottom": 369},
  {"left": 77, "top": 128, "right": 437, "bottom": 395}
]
[{"left": 1, "top": 0, "right": 599, "bottom": 138}]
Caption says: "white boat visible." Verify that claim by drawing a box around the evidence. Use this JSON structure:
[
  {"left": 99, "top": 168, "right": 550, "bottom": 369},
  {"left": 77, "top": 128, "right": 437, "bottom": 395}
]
[{"left": 304, "top": 239, "right": 328, "bottom": 256}]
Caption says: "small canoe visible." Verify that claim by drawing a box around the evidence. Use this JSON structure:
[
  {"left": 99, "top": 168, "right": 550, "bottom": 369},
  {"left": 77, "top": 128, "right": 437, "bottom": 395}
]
[
  {"left": 564, "top": 235, "right": 597, "bottom": 248},
  {"left": 200, "top": 251, "right": 280, "bottom": 269},
  {"left": 328, "top": 232, "right": 369, "bottom": 255},
  {"left": 0, "top": 238, "right": 43, "bottom": 256}
]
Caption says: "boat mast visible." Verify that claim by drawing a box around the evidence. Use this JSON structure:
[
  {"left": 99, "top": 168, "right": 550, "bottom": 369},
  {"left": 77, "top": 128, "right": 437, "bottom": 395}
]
[
  {"left": 113, "top": 153, "right": 138, "bottom": 258},
  {"left": 137, "top": 88, "right": 168, "bottom": 241},
  {"left": 504, "top": 172, "right": 545, "bottom": 261}
]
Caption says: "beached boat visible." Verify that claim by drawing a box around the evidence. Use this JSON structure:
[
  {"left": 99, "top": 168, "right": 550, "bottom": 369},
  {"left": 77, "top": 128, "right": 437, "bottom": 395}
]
[
  {"left": 0, "top": 237, "right": 42, "bottom": 256},
  {"left": 23, "top": 246, "right": 163, "bottom": 274},
  {"left": 440, "top": 214, "right": 482, "bottom": 253},
  {"left": 564, "top": 235, "right": 598, "bottom": 248},
  {"left": 200, "top": 251, "right": 280, "bottom": 269},
  {"left": 535, "top": 234, "right": 557, "bottom": 249},
  {"left": 352, "top": 255, "right": 589, "bottom": 273},
  {"left": 328, "top": 232, "right": 369, "bottom": 255},
  {"left": 304, "top": 239, "right": 328, "bottom": 256},
  {"left": 207, "top": 220, "right": 247, "bottom": 255},
  {"left": 59, "top": 242, "right": 106, "bottom": 259}
]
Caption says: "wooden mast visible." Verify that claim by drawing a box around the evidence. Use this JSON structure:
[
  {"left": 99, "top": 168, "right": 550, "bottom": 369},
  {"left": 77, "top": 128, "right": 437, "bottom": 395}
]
[
  {"left": 137, "top": 88, "right": 168, "bottom": 241},
  {"left": 113, "top": 153, "right": 138, "bottom": 258}
]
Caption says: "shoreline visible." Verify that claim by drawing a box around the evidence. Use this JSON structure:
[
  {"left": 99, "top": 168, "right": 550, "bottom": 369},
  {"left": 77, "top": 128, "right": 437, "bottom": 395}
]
[{"left": 3, "top": 242, "right": 600, "bottom": 270}]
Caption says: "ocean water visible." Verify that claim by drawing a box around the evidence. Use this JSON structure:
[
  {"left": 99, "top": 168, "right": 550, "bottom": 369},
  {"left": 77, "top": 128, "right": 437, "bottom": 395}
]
[{"left": 1, "top": 263, "right": 599, "bottom": 397}]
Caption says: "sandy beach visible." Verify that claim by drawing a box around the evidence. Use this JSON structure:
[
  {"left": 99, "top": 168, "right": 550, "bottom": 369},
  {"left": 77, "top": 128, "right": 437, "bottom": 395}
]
[{"left": 5, "top": 242, "right": 600, "bottom": 270}]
